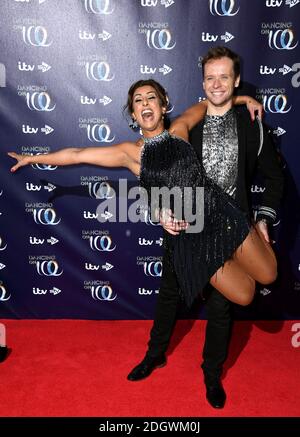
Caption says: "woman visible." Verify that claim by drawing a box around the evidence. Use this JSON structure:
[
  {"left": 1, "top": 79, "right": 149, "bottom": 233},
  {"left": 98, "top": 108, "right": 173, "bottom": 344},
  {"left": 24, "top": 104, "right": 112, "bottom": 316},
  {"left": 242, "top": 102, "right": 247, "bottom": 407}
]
[{"left": 8, "top": 79, "right": 276, "bottom": 307}]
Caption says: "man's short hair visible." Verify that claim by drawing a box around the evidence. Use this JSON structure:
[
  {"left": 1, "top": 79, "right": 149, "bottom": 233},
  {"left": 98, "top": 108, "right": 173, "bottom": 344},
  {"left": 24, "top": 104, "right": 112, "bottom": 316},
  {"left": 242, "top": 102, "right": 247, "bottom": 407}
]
[{"left": 201, "top": 46, "right": 240, "bottom": 79}]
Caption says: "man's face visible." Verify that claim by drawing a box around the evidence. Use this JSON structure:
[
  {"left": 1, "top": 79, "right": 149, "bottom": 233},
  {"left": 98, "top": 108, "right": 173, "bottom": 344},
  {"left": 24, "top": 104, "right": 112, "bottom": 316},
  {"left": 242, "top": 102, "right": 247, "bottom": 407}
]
[{"left": 203, "top": 56, "right": 240, "bottom": 111}]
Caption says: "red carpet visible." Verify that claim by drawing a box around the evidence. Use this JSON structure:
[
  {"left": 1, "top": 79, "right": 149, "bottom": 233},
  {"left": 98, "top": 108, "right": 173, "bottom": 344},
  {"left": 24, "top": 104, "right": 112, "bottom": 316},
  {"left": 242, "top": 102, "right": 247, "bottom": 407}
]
[{"left": 0, "top": 319, "right": 299, "bottom": 417}]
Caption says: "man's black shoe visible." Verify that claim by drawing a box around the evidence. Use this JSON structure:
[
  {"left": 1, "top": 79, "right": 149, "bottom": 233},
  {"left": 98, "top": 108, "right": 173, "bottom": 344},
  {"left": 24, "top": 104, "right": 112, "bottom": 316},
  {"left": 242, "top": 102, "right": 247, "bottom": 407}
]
[
  {"left": 127, "top": 354, "right": 166, "bottom": 381},
  {"left": 205, "top": 381, "right": 226, "bottom": 408},
  {"left": 0, "top": 346, "right": 8, "bottom": 363}
]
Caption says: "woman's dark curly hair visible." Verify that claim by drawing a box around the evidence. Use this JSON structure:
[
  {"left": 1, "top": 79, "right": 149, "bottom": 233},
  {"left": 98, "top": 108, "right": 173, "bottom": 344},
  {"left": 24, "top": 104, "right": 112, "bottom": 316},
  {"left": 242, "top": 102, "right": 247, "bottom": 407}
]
[{"left": 125, "top": 79, "right": 169, "bottom": 114}]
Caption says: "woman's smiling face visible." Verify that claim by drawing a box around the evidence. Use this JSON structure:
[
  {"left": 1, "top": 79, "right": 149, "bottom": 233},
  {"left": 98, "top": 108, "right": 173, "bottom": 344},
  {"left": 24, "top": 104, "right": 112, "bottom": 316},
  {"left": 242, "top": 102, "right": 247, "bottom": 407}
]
[{"left": 132, "top": 85, "right": 166, "bottom": 137}]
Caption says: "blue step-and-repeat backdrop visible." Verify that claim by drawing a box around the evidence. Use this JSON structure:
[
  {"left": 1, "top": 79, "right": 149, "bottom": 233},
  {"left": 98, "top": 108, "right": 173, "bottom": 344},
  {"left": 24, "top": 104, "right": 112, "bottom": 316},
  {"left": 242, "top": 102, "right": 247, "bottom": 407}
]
[{"left": 0, "top": 0, "right": 299, "bottom": 320}]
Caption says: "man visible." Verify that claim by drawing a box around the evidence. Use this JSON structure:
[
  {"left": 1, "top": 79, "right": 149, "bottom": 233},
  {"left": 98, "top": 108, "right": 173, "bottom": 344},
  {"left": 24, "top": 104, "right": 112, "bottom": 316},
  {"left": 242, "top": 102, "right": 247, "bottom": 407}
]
[{"left": 127, "top": 46, "right": 283, "bottom": 409}]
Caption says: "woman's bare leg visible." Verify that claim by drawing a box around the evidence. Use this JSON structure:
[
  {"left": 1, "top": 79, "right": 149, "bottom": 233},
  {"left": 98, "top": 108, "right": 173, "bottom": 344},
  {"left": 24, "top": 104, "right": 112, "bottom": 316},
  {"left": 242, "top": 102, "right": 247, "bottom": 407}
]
[
  {"left": 209, "top": 224, "right": 277, "bottom": 306},
  {"left": 210, "top": 260, "right": 255, "bottom": 306},
  {"left": 233, "top": 225, "right": 277, "bottom": 284}
]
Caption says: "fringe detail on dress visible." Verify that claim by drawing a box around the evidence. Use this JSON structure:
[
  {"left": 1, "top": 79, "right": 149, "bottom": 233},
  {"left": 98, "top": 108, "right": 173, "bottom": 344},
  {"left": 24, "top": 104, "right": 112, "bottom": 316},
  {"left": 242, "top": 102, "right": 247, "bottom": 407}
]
[{"left": 140, "top": 131, "right": 250, "bottom": 307}]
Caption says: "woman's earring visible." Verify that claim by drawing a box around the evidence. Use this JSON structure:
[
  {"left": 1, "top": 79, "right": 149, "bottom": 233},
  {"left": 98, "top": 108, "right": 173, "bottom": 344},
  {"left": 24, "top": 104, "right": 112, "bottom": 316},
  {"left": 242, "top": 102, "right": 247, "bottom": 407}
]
[{"left": 130, "top": 119, "right": 139, "bottom": 129}]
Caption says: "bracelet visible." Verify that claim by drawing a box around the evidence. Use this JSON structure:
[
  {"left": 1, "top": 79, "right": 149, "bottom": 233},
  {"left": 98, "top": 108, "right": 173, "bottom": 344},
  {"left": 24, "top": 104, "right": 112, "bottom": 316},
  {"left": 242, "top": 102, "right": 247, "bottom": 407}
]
[{"left": 257, "top": 218, "right": 268, "bottom": 225}]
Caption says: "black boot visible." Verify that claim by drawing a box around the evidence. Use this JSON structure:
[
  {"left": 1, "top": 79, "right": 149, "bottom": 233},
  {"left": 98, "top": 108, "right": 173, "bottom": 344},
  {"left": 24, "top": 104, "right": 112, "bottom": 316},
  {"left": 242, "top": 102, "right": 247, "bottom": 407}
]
[
  {"left": 127, "top": 354, "right": 166, "bottom": 381},
  {"left": 204, "top": 376, "right": 226, "bottom": 409},
  {"left": 0, "top": 346, "right": 8, "bottom": 363}
]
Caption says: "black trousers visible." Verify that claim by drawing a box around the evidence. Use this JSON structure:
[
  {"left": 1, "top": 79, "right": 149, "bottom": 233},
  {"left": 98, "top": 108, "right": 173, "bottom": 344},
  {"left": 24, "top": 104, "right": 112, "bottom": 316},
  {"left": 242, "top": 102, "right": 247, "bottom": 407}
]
[{"left": 147, "top": 249, "right": 232, "bottom": 384}]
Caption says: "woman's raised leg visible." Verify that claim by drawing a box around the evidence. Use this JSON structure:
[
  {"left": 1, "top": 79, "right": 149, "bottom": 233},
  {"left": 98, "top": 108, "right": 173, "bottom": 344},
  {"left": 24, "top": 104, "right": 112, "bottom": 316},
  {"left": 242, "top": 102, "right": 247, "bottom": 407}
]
[
  {"left": 233, "top": 225, "right": 277, "bottom": 285},
  {"left": 209, "top": 260, "right": 255, "bottom": 306},
  {"left": 209, "top": 224, "right": 277, "bottom": 306}
]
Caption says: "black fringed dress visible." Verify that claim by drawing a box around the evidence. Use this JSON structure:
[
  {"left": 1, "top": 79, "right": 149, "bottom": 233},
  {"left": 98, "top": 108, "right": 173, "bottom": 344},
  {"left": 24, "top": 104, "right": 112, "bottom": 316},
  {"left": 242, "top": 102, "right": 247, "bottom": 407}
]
[{"left": 139, "top": 130, "right": 250, "bottom": 307}]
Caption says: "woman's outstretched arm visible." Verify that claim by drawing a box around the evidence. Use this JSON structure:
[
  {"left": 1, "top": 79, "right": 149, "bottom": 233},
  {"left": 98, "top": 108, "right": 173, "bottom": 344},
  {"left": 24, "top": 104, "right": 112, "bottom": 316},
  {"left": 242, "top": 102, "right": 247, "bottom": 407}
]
[
  {"left": 169, "top": 95, "right": 263, "bottom": 140},
  {"left": 233, "top": 95, "right": 263, "bottom": 120},
  {"left": 8, "top": 142, "right": 137, "bottom": 173},
  {"left": 168, "top": 100, "right": 207, "bottom": 140}
]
